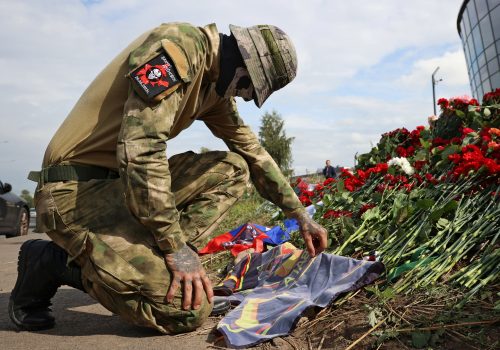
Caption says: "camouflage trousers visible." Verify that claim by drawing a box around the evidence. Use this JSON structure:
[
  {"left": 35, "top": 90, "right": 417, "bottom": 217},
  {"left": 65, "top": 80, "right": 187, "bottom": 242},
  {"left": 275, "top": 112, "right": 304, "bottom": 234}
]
[{"left": 34, "top": 151, "right": 249, "bottom": 334}]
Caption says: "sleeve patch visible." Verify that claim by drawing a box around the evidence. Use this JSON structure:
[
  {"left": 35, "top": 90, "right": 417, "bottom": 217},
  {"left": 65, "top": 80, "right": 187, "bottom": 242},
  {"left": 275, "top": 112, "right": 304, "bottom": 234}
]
[{"left": 129, "top": 52, "right": 181, "bottom": 101}]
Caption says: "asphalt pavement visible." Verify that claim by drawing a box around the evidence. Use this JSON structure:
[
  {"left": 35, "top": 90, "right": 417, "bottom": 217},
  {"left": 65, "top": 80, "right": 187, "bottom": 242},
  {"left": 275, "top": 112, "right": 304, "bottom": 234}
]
[{"left": 0, "top": 232, "right": 219, "bottom": 350}]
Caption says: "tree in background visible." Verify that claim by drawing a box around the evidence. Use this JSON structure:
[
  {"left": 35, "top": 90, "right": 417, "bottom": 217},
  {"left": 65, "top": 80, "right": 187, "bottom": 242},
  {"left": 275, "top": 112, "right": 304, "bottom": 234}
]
[
  {"left": 258, "top": 111, "right": 294, "bottom": 177},
  {"left": 199, "top": 146, "right": 211, "bottom": 153},
  {"left": 20, "top": 189, "right": 34, "bottom": 208}
]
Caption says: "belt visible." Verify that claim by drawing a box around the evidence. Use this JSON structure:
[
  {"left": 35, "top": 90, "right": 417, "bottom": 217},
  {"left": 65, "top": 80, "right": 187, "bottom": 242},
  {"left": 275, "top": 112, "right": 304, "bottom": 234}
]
[{"left": 28, "top": 164, "right": 119, "bottom": 185}]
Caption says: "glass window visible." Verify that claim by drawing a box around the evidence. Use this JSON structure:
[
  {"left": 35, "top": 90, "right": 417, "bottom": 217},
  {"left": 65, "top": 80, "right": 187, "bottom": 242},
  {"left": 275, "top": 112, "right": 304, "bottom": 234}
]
[
  {"left": 479, "top": 16, "right": 494, "bottom": 46},
  {"left": 462, "top": 30, "right": 470, "bottom": 48},
  {"left": 480, "top": 65, "right": 489, "bottom": 82},
  {"left": 472, "top": 25, "right": 484, "bottom": 55},
  {"left": 472, "top": 56, "right": 480, "bottom": 75},
  {"left": 467, "top": 35, "right": 477, "bottom": 59},
  {"left": 479, "top": 52, "right": 487, "bottom": 68},
  {"left": 467, "top": 44, "right": 475, "bottom": 68},
  {"left": 464, "top": 8, "right": 472, "bottom": 36},
  {"left": 488, "top": 58, "right": 499, "bottom": 75},
  {"left": 460, "top": 20, "right": 466, "bottom": 37},
  {"left": 492, "top": 5, "right": 500, "bottom": 40},
  {"left": 472, "top": 57, "right": 479, "bottom": 75},
  {"left": 461, "top": 35, "right": 468, "bottom": 53},
  {"left": 469, "top": 0, "right": 478, "bottom": 25},
  {"left": 487, "top": 0, "right": 500, "bottom": 11},
  {"left": 477, "top": 85, "right": 484, "bottom": 99},
  {"left": 490, "top": 72, "right": 500, "bottom": 90},
  {"left": 475, "top": 0, "right": 489, "bottom": 20},
  {"left": 464, "top": 48, "right": 471, "bottom": 68},
  {"left": 483, "top": 77, "right": 492, "bottom": 93},
  {"left": 475, "top": 71, "right": 482, "bottom": 86},
  {"left": 485, "top": 43, "right": 497, "bottom": 61}
]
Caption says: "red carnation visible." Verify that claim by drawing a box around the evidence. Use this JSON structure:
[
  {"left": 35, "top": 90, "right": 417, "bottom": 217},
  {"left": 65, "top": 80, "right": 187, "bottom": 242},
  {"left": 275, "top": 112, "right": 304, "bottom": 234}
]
[
  {"left": 323, "top": 209, "right": 353, "bottom": 219},
  {"left": 414, "top": 160, "right": 427, "bottom": 170},
  {"left": 323, "top": 178, "right": 336, "bottom": 186},
  {"left": 461, "top": 127, "right": 474, "bottom": 136},
  {"left": 437, "top": 98, "right": 449, "bottom": 108},
  {"left": 425, "top": 173, "right": 438, "bottom": 185},
  {"left": 359, "top": 203, "right": 376, "bottom": 215},
  {"left": 448, "top": 154, "right": 461, "bottom": 164}
]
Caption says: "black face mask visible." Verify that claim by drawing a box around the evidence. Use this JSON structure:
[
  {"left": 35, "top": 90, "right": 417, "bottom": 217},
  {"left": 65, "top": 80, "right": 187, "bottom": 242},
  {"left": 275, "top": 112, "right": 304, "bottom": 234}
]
[{"left": 216, "top": 34, "right": 254, "bottom": 100}]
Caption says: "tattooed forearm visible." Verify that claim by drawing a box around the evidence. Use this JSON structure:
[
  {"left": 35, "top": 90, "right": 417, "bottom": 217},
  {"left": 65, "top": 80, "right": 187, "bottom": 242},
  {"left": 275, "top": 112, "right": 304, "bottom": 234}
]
[{"left": 290, "top": 210, "right": 315, "bottom": 231}]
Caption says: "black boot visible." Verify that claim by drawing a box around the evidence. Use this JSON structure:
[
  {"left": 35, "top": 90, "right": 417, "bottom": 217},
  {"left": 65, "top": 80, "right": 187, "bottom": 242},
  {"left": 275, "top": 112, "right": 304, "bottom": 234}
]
[
  {"left": 8, "top": 239, "right": 85, "bottom": 331},
  {"left": 210, "top": 296, "right": 231, "bottom": 317}
]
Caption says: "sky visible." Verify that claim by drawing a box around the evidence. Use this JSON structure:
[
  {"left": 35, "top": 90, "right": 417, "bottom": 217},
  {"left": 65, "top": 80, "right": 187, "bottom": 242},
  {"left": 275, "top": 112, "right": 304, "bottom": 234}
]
[{"left": 0, "top": 0, "right": 472, "bottom": 194}]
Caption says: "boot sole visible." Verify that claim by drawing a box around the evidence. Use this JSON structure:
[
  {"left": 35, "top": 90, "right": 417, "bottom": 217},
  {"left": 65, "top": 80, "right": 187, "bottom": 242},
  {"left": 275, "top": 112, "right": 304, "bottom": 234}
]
[{"left": 8, "top": 240, "right": 55, "bottom": 331}]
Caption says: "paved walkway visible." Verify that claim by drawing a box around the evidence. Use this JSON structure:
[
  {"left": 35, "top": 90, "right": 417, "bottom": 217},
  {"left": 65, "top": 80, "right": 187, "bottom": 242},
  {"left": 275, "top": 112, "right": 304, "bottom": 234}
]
[{"left": 0, "top": 232, "right": 219, "bottom": 350}]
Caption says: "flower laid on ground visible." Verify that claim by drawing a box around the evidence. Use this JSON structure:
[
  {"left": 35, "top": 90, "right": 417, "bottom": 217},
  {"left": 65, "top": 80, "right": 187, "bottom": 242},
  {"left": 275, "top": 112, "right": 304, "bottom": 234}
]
[
  {"left": 387, "top": 157, "right": 414, "bottom": 175},
  {"left": 323, "top": 209, "right": 353, "bottom": 219},
  {"left": 287, "top": 89, "right": 500, "bottom": 304}
]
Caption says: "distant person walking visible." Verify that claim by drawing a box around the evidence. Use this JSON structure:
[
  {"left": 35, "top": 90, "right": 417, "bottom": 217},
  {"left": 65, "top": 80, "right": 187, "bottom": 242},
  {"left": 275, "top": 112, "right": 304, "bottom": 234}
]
[{"left": 323, "top": 160, "right": 336, "bottom": 179}]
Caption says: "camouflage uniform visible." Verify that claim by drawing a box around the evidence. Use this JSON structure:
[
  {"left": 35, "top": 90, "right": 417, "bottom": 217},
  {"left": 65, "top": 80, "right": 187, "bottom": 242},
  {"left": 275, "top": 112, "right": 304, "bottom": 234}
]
[{"left": 34, "top": 23, "right": 305, "bottom": 334}]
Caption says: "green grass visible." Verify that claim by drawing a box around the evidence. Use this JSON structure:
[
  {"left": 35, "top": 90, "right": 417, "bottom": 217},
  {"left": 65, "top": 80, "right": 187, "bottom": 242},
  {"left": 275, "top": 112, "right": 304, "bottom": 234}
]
[{"left": 213, "top": 191, "right": 273, "bottom": 235}]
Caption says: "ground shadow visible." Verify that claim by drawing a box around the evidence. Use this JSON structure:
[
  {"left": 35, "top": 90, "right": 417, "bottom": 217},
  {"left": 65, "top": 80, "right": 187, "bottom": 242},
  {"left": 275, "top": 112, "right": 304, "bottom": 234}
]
[{"left": 0, "top": 289, "right": 162, "bottom": 338}]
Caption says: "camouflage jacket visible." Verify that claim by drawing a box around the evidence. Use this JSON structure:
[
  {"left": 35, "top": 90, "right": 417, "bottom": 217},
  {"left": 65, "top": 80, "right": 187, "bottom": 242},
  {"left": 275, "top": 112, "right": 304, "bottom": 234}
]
[{"left": 43, "top": 23, "right": 305, "bottom": 253}]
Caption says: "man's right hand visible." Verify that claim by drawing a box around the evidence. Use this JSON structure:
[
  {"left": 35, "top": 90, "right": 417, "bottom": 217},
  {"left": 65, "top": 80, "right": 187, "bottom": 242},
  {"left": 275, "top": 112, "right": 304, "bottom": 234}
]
[{"left": 164, "top": 244, "right": 214, "bottom": 310}]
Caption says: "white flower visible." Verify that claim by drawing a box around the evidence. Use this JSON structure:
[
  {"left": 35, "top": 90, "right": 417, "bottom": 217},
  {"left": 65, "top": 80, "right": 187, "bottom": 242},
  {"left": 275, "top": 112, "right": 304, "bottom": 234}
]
[{"left": 387, "top": 157, "right": 414, "bottom": 175}]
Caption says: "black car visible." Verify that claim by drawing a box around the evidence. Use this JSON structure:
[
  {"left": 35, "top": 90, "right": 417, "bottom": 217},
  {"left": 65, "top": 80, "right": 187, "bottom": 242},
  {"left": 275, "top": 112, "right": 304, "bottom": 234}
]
[{"left": 0, "top": 180, "right": 30, "bottom": 237}]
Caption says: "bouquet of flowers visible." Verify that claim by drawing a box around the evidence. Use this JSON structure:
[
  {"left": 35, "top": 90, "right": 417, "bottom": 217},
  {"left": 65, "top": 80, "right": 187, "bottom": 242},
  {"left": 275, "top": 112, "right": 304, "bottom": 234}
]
[{"left": 289, "top": 89, "right": 500, "bottom": 302}]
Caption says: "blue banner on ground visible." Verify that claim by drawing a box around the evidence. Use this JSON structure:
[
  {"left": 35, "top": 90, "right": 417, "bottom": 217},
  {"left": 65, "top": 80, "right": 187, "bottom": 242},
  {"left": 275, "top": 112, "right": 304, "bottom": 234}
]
[
  {"left": 199, "top": 219, "right": 298, "bottom": 256},
  {"left": 215, "top": 243, "right": 384, "bottom": 348}
]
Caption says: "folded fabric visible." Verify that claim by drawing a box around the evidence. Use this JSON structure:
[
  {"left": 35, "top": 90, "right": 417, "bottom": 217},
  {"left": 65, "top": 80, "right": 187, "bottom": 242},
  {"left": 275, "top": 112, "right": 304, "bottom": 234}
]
[
  {"left": 215, "top": 243, "right": 385, "bottom": 348},
  {"left": 198, "top": 219, "right": 298, "bottom": 256}
]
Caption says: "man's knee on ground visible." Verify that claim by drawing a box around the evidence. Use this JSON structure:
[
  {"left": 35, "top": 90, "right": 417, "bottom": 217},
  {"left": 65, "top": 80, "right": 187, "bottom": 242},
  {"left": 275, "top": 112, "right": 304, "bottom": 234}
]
[{"left": 152, "top": 295, "right": 212, "bottom": 334}]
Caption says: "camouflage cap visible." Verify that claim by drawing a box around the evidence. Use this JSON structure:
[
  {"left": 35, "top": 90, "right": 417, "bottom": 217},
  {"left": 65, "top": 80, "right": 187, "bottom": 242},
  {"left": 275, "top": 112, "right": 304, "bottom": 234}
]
[{"left": 229, "top": 24, "right": 297, "bottom": 107}]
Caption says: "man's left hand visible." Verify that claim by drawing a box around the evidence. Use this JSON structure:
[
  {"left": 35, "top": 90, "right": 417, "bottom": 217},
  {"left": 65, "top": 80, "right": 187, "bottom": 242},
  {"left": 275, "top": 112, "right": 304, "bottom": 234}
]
[{"left": 295, "top": 212, "right": 328, "bottom": 257}]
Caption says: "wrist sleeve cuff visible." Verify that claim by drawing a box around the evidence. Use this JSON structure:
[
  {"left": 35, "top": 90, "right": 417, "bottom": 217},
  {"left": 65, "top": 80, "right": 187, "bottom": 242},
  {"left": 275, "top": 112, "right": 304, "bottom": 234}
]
[
  {"left": 155, "top": 222, "right": 187, "bottom": 253},
  {"left": 284, "top": 206, "right": 307, "bottom": 219}
]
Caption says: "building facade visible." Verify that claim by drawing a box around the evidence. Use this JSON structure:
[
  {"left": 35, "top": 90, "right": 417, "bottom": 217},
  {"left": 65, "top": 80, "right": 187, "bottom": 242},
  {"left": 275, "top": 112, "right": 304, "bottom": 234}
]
[{"left": 457, "top": 0, "right": 500, "bottom": 101}]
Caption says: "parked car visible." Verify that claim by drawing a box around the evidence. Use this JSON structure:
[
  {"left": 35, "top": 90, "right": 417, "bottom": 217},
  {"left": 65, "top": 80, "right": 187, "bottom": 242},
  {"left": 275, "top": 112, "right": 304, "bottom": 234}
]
[{"left": 0, "top": 180, "right": 30, "bottom": 237}]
